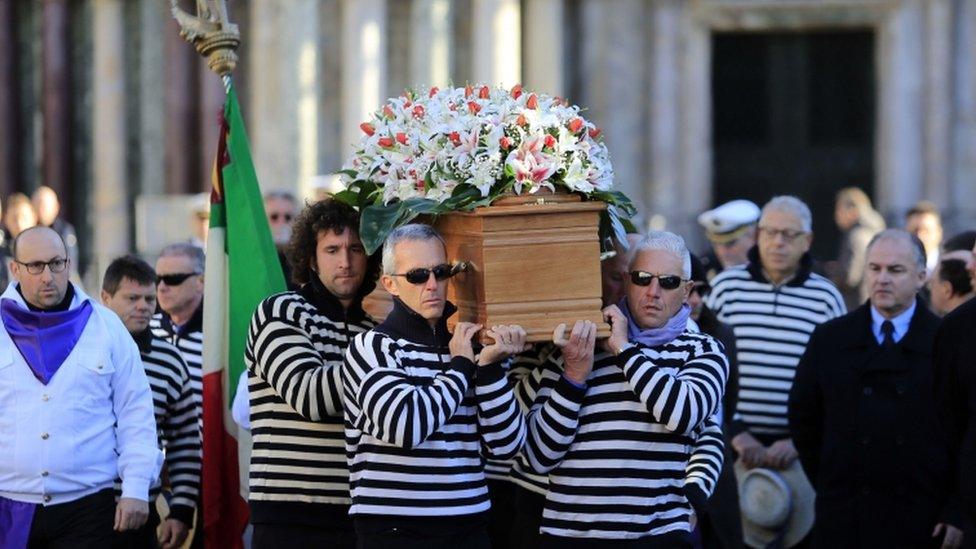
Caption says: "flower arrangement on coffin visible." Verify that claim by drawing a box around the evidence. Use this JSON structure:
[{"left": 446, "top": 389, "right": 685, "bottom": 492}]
[{"left": 334, "top": 84, "right": 636, "bottom": 254}]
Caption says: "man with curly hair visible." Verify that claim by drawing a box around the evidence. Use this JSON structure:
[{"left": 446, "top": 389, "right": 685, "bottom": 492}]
[{"left": 243, "top": 198, "right": 379, "bottom": 548}]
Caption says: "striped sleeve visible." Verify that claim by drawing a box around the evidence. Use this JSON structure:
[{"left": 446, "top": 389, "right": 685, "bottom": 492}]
[
  {"left": 474, "top": 363, "right": 526, "bottom": 460},
  {"left": 617, "top": 336, "right": 728, "bottom": 435},
  {"left": 684, "top": 414, "right": 725, "bottom": 513},
  {"left": 246, "top": 295, "right": 343, "bottom": 421},
  {"left": 520, "top": 355, "right": 587, "bottom": 474},
  {"left": 161, "top": 354, "right": 202, "bottom": 519},
  {"left": 343, "top": 331, "right": 476, "bottom": 449}
]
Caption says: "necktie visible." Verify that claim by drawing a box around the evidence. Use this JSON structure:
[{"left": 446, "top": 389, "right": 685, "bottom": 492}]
[{"left": 881, "top": 319, "right": 895, "bottom": 348}]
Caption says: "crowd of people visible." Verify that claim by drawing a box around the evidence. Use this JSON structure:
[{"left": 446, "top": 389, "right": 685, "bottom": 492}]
[{"left": 0, "top": 184, "right": 974, "bottom": 549}]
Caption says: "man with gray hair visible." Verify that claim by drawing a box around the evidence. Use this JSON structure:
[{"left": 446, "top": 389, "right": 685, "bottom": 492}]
[
  {"left": 790, "top": 229, "right": 962, "bottom": 547},
  {"left": 517, "top": 231, "right": 728, "bottom": 545},
  {"left": 706, "top": 196, "right": 845, "bottom": 476},
  {"left": 151, "top": 243, "right": 206, "bottom": 409},
  {"left": 342, "top": 223, "right": 528, "bottom": 548}
]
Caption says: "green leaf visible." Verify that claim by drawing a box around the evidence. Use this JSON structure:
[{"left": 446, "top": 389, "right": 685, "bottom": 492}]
[
  {"left": 360, "top": 202, "right": 405, "bottom": 254},
  {"left": 332, "top": 189, "right": 360, "bottom": 208}
]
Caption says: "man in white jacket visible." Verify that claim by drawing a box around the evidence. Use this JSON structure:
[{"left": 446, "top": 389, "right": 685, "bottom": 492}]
[{"left": 0, "top": 227, "right": 162, "bottom": 547}]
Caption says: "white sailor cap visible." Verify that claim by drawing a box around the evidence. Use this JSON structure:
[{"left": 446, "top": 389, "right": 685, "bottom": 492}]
[{"left": 698, "top": 199, "right": 761, "bottom": 243}]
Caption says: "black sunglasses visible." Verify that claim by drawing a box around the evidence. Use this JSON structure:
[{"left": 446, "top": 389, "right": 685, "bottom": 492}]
[
  {"left": 156, "top": 272, "right": 201, "bottom": 286},
  {"left": 629, "top": 271, "right": 686, "bottom": 290},
  {"left": 391, "top": 263, "right": 459, "bottom": 285},
  {"left": 269, "top": 213, "right": 293, "bottom": 222}
]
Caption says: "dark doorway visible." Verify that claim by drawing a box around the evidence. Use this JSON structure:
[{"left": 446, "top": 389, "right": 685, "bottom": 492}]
[{"left": 711, "top": 30, "right": 875, "bottom": 261}]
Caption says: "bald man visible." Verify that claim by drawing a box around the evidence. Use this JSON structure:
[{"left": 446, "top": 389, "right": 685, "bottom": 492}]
[
  {"left": 32, "top": 186, "right": 79, "bottom": 278},
  {"left": 0, "top": 227, "right": 162, "bottom": 548}
]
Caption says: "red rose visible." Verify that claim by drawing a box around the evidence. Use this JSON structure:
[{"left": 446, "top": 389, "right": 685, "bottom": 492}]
[
  {"left": 467, "top": 101, "right": 482, "bottom": 114},
  {"left": 449, "top": 131, "right": 461, "bottom": 145},
  {"left": 412, "top": 105, "right": 425, "bottom": 118},
  {"left": 568, "top": 118, "right": 584, "bottom": 134},
  {"left": 465, "top": 84, "right": 473, "bottom": 97},
  {"left": 429, "top": 86, "right": 439, "bottom": 97},
  {"left": 588, "top": 127, "right": 602, "bottom": 139},
  {"left": 500, "top": 136, "right": 512, "bottom": 150},
  {"left": 359, "top": 122, "right": 376, "bottom": 136},
  {"left": 396, "top": 132, "right": 409, "bottom": 145},
  {"left": 510, "top": 84, "right": 523, "bottom": 99},
  {"left": 382, "top": 105, "right": 395, "bottom": 119},
  {"left": 377, "top": 136, "right": 395, "bottom": 148},
  {"left": 516, "top": 113, "right": 528, "bottom": 127},
  {"left": 479, "top": 85, "right": 490, "bottom": 99},
  {"left": 544, "top": 134, "right": 557, "bottom": 149},
  {"left": 526, "top": 93, "right": 538, "bottom": 109}
]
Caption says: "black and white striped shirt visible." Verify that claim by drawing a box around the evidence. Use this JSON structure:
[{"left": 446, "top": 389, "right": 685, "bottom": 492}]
[
  {"left": 151, "top": 306, "right": 203, "bottom": 414},
  {"left": 705, "top": 251, "right": 845, "bottom": 438},
  {"left": 342, "top": 298, "right": 526, "bottom": 517},
  {"left": 136, "top": 331, "right": 201, "bottom": 525},
  {"left": 244, "top": 280, "right": 374, "bottom": 524},
  {"left": 520, "top": 334, "right": 728, "bottom": 541}
]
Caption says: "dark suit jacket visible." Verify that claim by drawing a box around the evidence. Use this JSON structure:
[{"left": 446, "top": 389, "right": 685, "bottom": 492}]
[
  {"left": 934, "top": 297, "right": 976, "bottom": 541},
  {"left": 789, "top": 300, "right": 956, "bottom": 548}
]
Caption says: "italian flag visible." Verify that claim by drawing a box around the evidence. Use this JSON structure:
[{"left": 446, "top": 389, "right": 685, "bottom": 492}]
[{"left": 201, "top": 80, "right": 286, "bottom": 547}]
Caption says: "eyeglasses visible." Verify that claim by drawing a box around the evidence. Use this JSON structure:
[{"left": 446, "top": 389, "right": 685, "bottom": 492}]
[
  {"left": 15, "top": 258, "right": 68, "bottom": 275},
  {"left": 269, "top": 213, "right": 293, "bottom": 223},
  {"left": 758, "top": 226, "right": 807, "bottom": 242},
  {"left": 691, "top": 283, "right": 711, "bottom": 298},
  {"left": 629, "top": 271, "right": 686, "bottom": 290},
  {"left": 390, "top": 263, "right": 460, "bottom": 285},
  {"left": 156, "top": 272, "right": 201, "bottom": 286}
]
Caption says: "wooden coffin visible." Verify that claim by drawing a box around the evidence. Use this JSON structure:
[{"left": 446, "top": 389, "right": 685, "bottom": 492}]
[{"left": 434, "top": 193, "right": 611, "bottom": 343}]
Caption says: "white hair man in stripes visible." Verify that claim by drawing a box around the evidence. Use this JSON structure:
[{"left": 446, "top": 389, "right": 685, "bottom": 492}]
[
  {"left": 342, "top": 223, "right": 528, "bottom": 549},
  {"left": 101, "top": 255, "right": 200, "bottom": 549},
  {"left": 705, "top": 196, "right": 845, "bottom": 479},
  {"left": 517, "top": 230, "right": 728, "bottom": 547}
]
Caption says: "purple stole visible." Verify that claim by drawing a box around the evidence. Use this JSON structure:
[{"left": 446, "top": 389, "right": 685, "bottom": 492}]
[{"left": 0, "top": 296, "right": 94, "bottom": 547}]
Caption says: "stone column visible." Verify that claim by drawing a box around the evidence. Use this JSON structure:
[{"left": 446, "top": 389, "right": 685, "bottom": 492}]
[
  {"left": 523, "top": 0, "right": 563, "bottom": 96},
  {"left": 647, "top": 1, "right": 682, "bottom": 231},
  {"left": 92, "top": 0, "right": 129, "bottom": 275},
  {"left": 249, "top": 0, "right": 320, "bottom": 198},
  {"left": 341, "top": 0, "right": 386, "bottom": 159},
  {"left": 471, "top": 0, "right": 520, "bottom": 87},
  {"left": 135, "top": 0, "right": 166, "bottom": 196},
  {"left": 164, "top": 17, "right": 199, "bottom": 194},
  {"left": 0, "top": 0, "right": 14, "bottom": 197},
  {"left": 41, "top": 0, "right": 70, "bottom": 201},
  {"left": 198, "top": 65, "right": 225, "bottom": 192},
  {"left": 317, "top": 0, "right": 343, "bottom": 177},
  {"left": 578, "top": 0, "right": 648, "bottom": 229},
  {"left": 922, "top": 0, "right": 953, "bottom": 207},
  {"left": 410, "top": 0, "right": 451, "bottom": 89},
  {"left": 876, "top": 0, "right": 925, "bottom": 221},
  {"left": 679, "top": 8, "right": 713, "bottom": 249},
  {"left": 951, "top": 0, "right": 976, "bottom": 229}
]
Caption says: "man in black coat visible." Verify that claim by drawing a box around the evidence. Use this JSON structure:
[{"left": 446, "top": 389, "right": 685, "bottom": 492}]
[
  {"left": 689, "top": 254, "right": 743, "bottom": 549},
  {"left": 789, "top": 229, "right": 963, "bottom": 548},
  {"left": 934, "top": 238, "right": 976, "bottom": 545}
]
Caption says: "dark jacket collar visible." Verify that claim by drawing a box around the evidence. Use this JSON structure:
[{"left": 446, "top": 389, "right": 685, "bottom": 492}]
[
  {"left": 158, "top": 299, "right": 204, "bottom": 336},
  {"left": 299, "top": 276, "right": 369, "bottom": 324},
  {"left": 745, "top": 245, "right": 814, "bottom": 287},
  {"left": 131, "top": 328, "right": 154, "bottom": 354},
  {"left": 377, "top": 296, "right": 456, "bottom": 347},
  {"left": 16, "top": 283, "right": 75, "bottom": 312},
  {"left": 839, "top": 297, "right": 939, "bottom": 354}
]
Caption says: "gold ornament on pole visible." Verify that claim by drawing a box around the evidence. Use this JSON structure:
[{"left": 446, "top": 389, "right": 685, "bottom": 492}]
[{"left": 170, "top": 0, "right": 240, "bottom": 78}]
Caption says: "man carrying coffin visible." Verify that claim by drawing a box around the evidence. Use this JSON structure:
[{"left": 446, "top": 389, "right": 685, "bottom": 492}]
[
  {"left": 0, "top": 227, "right": 162, "bottom": 547},
  {"left": 342, "top": 224, "right": 527, "bottom": 548},
  {"left": 519, "top": 231, "right": 728, "bottom": 547}
]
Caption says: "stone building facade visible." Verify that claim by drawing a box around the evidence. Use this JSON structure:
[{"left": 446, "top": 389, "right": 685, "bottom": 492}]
[{"left": 1, "top": 0, "right": 974, "bottom": 281}]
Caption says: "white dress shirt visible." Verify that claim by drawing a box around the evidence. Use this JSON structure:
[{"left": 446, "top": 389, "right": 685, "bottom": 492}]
[
  {"left": 0, "top": 283, "right": 163, "bottom": 505},
  {"left": 870, "top": 298, "right": 916, "bottom": 345}
]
